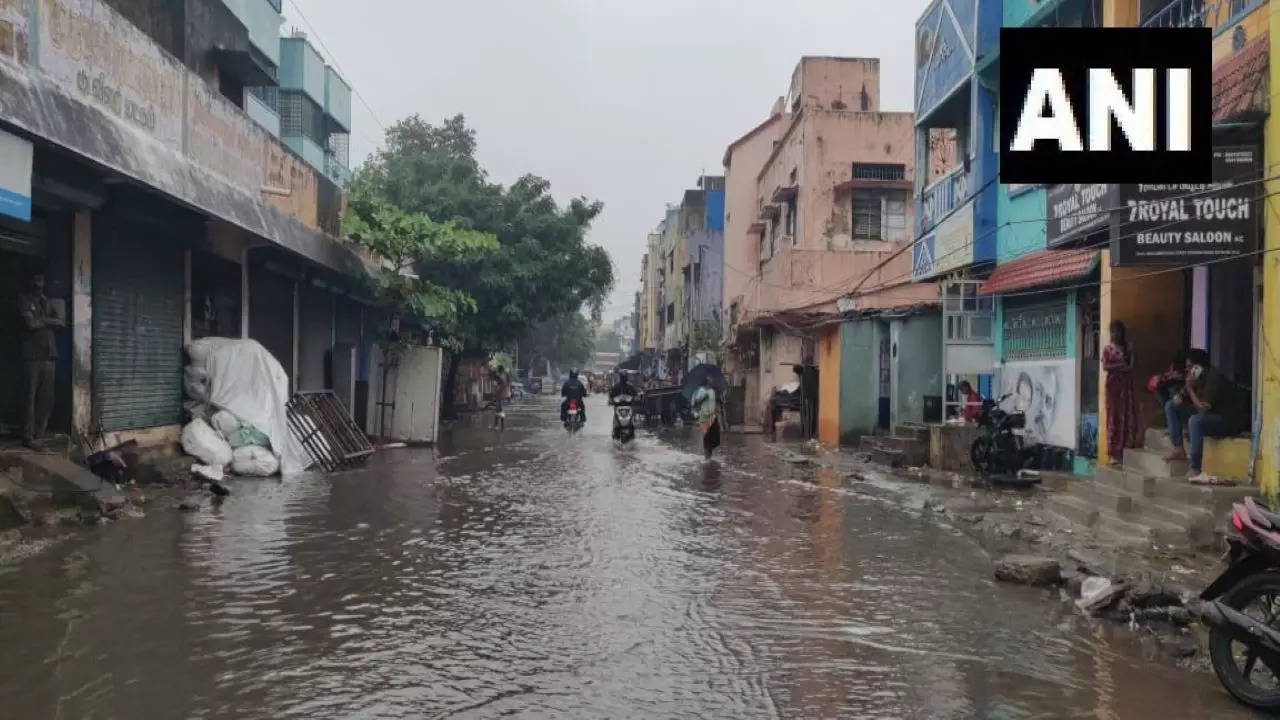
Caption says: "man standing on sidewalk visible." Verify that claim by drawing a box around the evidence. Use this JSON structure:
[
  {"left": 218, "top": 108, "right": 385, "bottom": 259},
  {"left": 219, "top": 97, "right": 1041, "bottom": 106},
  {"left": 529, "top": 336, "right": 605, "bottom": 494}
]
[{"left": 19, "top": 272, "right": 62, "bottom": 451}]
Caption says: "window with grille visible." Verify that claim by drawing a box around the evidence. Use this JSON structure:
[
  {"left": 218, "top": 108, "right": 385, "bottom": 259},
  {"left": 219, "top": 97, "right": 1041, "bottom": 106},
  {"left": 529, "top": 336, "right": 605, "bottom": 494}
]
[
  {"left": 852, "top": 162, "right": 906, "bottom": 181},
  {"left": 853, "top": 190, "right": 908, "bottom": 241},
  {"left": 280, "top": 91, "right": 325, "bottom": 145},
  {"left": 853, "top": 193, "right": 882, "bottom": 239},
  {"left": 248, "top": 85, "right": 278, "bottom": 113},
  {"left": 1002, "top": 296, "right": 1069, "bottom": 361},
  {"left": 328, "top": 133, "right": 350, "bottom": 167}
]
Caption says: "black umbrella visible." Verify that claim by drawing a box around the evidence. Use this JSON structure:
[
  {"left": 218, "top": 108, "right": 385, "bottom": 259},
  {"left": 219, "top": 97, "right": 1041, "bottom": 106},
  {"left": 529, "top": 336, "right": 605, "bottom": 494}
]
[{"left": 681, "top": 364, "right": 727, "bottom": 403}]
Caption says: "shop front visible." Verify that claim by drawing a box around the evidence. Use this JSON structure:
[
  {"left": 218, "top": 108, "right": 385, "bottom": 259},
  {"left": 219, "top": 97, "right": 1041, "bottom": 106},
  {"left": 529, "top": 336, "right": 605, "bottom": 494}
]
[
  {"left": 982, "top": 247, "right": 1101, "bottom": 474},
  {"left": 1098, "top": 143, "right": 1261, "bottom": 473}
]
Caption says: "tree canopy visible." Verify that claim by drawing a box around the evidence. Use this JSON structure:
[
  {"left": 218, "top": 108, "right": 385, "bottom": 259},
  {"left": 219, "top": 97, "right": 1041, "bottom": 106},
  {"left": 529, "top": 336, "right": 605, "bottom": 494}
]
[
  {"left": 595, "top": 329, "right": 622, "bottom": 355},
  {"left": 518, "top": 311, "right": 594, "bottom": 374},
  {"left": 350, "top": 114, "right": 615, "bottom": 355}
]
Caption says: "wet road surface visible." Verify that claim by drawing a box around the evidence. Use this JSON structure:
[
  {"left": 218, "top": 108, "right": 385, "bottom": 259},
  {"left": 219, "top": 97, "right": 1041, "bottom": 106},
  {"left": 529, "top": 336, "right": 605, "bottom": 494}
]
[{"left": 0, "top": 394, "right": 1264, "bottom": 718}]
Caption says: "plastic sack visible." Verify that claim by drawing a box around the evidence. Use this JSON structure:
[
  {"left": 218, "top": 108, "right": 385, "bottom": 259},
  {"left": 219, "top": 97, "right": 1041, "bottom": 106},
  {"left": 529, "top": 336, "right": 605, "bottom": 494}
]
[
  {"left": 197, "top": 339, "right": 310, "bottom": 474},
  {"left": 210, "top": 410, "right": 241, "bottom": 438},
  {"left": 181, "top": 419, "right": 233, "bottom": 468},
  {"left": 186, "top": 337, "right": 237, "bottom": 369},
  {"left": 227, "top": 424, "right": 271, "bottom": 450},
  {"left": 183, "top": 400, "right": 211, "bottom": 423},
  {"left": 231, "top": 445, "right": 279, "bottom": 477},
  {"left": 184, "top": 366, "right": 210, "bottom": 402}
]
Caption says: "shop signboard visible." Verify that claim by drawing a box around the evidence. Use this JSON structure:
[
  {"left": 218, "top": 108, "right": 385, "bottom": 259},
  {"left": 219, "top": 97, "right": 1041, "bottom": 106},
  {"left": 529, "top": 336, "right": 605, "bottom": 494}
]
[
  {"left": 1046, "top": 183, "right": 1118, "bottom": 248},
  {"left": 912, "top": 199, "right": 974, "bottom": 280},
  {"left": 1113, "top": 145, "right": 1260, "bottom": 265},
  {"left": 0, "top": 128, "right": 32, "bottom": 221},
  {"left": 39, "top": 0, "right": 186, "bottom": 150}
]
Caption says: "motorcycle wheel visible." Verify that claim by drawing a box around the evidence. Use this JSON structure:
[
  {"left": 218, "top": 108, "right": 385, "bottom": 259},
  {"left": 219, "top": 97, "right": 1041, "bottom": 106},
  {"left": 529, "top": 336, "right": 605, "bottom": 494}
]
[
  {"left": 970, "top": 437, "right": 995, "bottom": 474},
  {"left": 1209, "top": 571, "right": 1280, "bottom": 710}
]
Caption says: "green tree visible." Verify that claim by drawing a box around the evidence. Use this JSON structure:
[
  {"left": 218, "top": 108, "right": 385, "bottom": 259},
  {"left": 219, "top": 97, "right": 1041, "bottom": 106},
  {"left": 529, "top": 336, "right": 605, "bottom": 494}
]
[
  {"left": 342, "top": 189, "right": 497, "bottom": 342},
  {"left": 353, "top": 114, "right": 615, "bottom": 410},
  {"left": 519, "top": 312, "right": 594, "bottom": 374},
  {"left": 595, "top": 329, "right": 622, "bottom": 355}
]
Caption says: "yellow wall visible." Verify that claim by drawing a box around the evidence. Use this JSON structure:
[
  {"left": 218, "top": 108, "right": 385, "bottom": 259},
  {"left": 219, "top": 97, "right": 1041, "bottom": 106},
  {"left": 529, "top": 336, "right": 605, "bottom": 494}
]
[
  {"left": 1259, "top": 4, "right": 1280, "bottom": 498},
  {"left": 1102, "top": 0, "right": 1137, "bottom": 27},
  {"left": 1097, "top": 251, "right": 1187, "bottom": 464},
  {"left": 818, "top": 324, "right": 841, "bottom": 445}
]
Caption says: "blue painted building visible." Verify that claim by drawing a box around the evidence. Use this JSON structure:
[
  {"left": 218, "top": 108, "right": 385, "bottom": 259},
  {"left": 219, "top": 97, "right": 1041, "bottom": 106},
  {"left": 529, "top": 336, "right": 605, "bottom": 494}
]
[
  {"left": 911, "top": 0, "right": 1001, "bottom": 416},
  {"left": 969, "top": 0, "right": 1106, "bottom": 474}
]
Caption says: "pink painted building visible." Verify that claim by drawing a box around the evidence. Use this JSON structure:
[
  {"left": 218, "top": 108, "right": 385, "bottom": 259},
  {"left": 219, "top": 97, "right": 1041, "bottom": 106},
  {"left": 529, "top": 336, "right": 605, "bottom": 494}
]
[{"left": 722, "top": 57, "right": 941, "bottom": 432}]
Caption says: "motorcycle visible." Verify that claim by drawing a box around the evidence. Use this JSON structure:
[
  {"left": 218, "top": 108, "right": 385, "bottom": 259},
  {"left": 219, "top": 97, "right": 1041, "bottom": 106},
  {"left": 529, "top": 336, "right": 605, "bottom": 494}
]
[
  {"left": 1198, "top": 497, "right": 1280, "bottom": 711},
  {"left": 564, "top": 399, "right": 585, "bottom": 433},
  {"left": 611, "top": 394, "right": 636, "bottom": 444},
  {"left": 970, "top": 393, "right": 1027, "bottom": 476}
]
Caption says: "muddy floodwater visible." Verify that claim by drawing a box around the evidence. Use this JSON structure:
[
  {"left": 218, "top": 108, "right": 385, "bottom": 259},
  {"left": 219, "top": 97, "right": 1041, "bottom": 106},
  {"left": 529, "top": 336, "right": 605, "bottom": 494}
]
[{"left": 0, "top": 395, "right": 1263, "bottom": 718}]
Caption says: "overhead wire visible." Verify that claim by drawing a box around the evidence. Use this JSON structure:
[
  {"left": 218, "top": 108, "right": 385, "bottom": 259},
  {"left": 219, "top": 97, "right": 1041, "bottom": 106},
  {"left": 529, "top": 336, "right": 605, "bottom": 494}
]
[{"left": 757, "top": 183, "right": 1280, "bottom": 331}]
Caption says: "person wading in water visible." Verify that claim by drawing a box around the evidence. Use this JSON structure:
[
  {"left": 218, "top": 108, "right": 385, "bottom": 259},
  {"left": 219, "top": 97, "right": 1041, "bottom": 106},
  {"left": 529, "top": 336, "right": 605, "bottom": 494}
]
[{"left": 692, "top": 375, "right": 720, "bottom": 460}]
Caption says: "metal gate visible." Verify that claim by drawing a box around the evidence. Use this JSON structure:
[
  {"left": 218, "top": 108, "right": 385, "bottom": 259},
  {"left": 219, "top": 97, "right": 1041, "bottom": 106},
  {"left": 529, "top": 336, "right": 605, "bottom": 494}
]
[{"left": 92, "top": 218, "right": 185, "bottom": 431}]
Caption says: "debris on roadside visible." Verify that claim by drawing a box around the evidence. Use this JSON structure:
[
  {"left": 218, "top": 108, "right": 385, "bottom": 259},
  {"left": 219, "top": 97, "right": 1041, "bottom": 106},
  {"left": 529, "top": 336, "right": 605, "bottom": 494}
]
[{"left": 994, "top": 555, "right": 1062, "bottom": 587}]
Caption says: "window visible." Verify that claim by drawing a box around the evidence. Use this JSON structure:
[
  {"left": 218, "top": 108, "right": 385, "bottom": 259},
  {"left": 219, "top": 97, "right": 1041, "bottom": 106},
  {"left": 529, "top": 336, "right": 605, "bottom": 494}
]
[
  {"left": 667, "top": 303, "right": 675, "bottom": 324},
  {"left": 853, "top": 193, "right": 882, "bottom": 240},
  {"left": 852, "top": 163, "right": 906, "bottom": 181},
  {"left": 885, "top": 195, "right": 907, "bottom": 241},
  {"left": 280, "top": 91, "right": 325, "bottom": 145},
  {"left": 248, "top": 85, "right": 279, "bottom": 113},
  {"left": 852, "top": 190, "right": 908, "bottom": 241},
  {"left": 785, "top": 196, "right": 797, "bottom": 237}
]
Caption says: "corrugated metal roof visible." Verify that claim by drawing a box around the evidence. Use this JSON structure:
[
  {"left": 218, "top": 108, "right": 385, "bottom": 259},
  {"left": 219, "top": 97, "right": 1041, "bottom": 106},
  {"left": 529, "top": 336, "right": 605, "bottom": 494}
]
[{"left": 979, "top": 247, "right": 1099, "bottom": 296}]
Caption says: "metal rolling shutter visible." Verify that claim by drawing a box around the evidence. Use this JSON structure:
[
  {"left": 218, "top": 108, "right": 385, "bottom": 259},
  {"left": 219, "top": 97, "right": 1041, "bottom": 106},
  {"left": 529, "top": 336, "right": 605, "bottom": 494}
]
[{"left": 92, "top": 220, "right": 184, "bottom": 431}]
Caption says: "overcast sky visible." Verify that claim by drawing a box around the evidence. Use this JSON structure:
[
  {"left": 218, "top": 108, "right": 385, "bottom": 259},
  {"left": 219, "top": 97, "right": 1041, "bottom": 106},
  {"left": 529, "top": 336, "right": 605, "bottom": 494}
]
[{"left": 284, "top": 0, "right": 931, "bottom": 324}]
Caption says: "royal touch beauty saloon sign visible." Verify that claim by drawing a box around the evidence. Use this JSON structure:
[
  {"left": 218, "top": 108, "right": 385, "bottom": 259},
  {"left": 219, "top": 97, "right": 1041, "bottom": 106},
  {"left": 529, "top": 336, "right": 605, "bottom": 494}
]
[{"left": 1113, "top": 145, "right": 1260, "bottom": 265}]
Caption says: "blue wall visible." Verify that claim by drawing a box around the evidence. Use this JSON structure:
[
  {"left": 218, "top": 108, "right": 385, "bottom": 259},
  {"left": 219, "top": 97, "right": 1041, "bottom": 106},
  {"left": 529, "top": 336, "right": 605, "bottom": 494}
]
[
  {"left": 996, "top": 185, "right": 1046, "bottom": 262},
  {"left": 972, "top": 83, "right": 999, "bottom": 269},
  {"left": 705, "top": 190, "right": 725, "bottom": 231}
]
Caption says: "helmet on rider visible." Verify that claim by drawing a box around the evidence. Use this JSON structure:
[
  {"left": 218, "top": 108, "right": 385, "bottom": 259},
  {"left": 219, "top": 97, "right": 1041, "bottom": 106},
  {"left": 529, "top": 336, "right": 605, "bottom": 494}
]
[{"left": 569, "top": 369, "right": 579, "bottom": 381}]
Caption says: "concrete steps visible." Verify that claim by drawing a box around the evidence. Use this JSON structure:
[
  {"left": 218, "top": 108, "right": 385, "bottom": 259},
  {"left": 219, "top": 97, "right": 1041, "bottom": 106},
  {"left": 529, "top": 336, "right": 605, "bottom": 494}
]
[
  {"left": 860, "top": 430, "right": 928, "bottom": 469},
  {"left": 1042, "top": 462, "right": 1242, "bottom": 551},
  {"left": 1122, "top": 447, "right": 1189, "bottom": 479}
]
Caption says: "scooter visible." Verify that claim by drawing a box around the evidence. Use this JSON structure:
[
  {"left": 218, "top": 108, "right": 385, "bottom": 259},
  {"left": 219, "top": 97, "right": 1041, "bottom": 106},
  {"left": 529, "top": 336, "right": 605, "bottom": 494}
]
[
  {"left": 970, "top": 393, "right": 1027, "bottom": 476},
  {"left": 1198, "top": 497, "right": 1280, "bottom": 711},
  {"left": 611, "top": 394, "right": 636, "bottom": 444},
  {"left": 564, "top": 399, "right": 585, "bottom": 433}
]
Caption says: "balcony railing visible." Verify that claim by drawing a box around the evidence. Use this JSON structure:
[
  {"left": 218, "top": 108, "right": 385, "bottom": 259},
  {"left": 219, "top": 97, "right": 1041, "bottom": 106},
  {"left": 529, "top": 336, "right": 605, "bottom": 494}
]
[
  {"left": 918, "top": 164, "right": 969, "bottom": 233},
  {"left": 1142, "top": 0, "right": 1210, "bottom": 27}
]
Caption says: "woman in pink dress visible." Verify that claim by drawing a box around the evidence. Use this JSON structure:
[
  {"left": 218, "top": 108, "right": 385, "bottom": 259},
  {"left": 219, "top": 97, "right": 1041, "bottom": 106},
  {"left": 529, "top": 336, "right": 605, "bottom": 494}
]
[{"left": 1103, "top": 320, "right": 1138, "bottom": 466}]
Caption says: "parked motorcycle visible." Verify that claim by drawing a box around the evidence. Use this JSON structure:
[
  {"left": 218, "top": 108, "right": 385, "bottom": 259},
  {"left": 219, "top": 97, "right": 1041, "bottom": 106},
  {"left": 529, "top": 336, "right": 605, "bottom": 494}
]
[
  {"left": 611, "top": 394, "right": 636, "bottom": 444},
  {"left": 970, "top": 393, "right": 1027, "bottom": 475},
  {"left": 1198, "top": 497, "right": 1280, "bottom": 711},
  {"left": 564, "top": 399, "right": 585, "bottom": 433}
]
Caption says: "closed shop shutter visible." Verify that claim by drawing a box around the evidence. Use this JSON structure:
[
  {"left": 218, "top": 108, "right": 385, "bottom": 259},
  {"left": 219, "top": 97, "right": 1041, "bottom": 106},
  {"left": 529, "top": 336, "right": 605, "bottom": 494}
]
[
  {"left": 92, "top": 219, "right": 185, "bottom": 431},
  {"left": 248, "top": 264, "right": 295, "bottom": 382},
  {"left": 298, "top": 283, "right": 333, "bottom": 390},
  {"left": 1002, "top": 295, "right": 1070, "bottom": 362}
]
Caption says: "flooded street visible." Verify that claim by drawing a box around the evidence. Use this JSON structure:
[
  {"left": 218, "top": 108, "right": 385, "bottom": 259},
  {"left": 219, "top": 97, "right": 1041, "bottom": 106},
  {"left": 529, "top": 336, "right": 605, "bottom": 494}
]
[{"left": 0, "top": 395, "right": 1261, "bottom": 719}]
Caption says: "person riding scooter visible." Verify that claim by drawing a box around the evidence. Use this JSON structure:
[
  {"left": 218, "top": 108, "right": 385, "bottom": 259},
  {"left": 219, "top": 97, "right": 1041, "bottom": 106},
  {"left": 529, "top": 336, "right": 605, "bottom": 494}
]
[
  {"left": 561, "top": 369, "right": 588, "bottom": 423},
  {"left": 608, "top": 371, "right": 638, "bottom": 441},
  {"left": 608, "top": 371, "right": 636, "bottom": 404}
]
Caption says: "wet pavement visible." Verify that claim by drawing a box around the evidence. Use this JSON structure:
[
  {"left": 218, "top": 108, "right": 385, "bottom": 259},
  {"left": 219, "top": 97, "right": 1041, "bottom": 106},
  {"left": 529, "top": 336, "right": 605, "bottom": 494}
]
[{"left": 0, "top": 394, "right": 1265, "bottom": 718}]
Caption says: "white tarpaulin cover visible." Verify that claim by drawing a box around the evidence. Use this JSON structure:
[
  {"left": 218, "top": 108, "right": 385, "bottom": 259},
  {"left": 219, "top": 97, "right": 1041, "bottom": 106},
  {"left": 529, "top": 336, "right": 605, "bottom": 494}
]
[{"left": 187, "top": 338, "right": 311, "bottom": 475}]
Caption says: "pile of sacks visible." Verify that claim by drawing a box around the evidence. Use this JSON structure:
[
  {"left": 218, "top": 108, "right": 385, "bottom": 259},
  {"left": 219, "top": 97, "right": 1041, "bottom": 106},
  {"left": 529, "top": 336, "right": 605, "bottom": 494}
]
[{"left": 180, "top": 339, "right": 285, "bottom": 477}]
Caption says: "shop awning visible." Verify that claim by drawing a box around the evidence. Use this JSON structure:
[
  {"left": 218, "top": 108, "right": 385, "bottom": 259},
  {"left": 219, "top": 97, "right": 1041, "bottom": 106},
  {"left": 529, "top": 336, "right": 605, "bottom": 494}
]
[{"left": 979, "top": 247, "right": 1099, "bottom": 295}]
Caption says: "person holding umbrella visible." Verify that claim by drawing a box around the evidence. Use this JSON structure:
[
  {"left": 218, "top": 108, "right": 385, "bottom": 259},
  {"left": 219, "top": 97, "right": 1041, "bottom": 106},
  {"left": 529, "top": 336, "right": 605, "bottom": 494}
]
[{"left": 691, "top": 375, "right": 721, "bottom": 460}]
